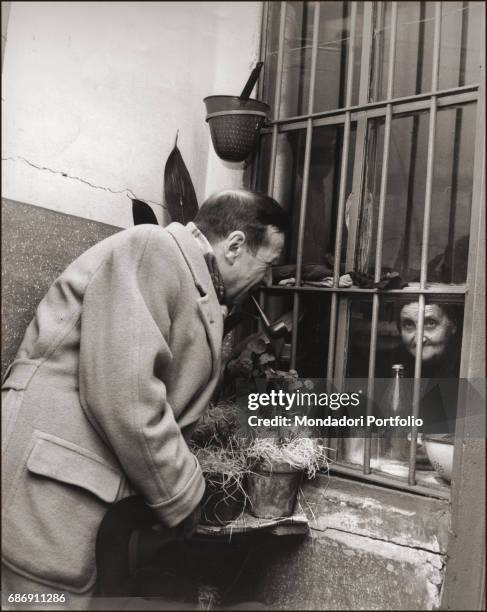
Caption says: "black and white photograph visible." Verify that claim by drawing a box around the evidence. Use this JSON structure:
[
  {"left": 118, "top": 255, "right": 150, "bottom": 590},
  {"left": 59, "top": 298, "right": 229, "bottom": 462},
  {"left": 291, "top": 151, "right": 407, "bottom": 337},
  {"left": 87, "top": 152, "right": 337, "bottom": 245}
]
[{"left": 1, "top": 2, "right": 485, "bottom": 610}]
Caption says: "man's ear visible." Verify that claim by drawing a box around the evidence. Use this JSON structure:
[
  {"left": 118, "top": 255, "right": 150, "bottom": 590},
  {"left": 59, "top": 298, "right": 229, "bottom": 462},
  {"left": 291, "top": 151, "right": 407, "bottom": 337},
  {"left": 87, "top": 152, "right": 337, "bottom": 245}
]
[{"left": 224, "top": 231, "right": 246, "bottom": 264}]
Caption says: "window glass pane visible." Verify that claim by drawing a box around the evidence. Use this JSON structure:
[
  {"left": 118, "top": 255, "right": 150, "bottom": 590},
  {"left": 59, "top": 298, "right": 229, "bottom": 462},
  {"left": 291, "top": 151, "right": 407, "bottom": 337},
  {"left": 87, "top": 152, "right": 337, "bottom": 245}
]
[
  {"left": 255, "top": 134, "right": 273, "bottom": 194},
  {"left": 438, "top": 2, "right": 484, "bottom": 89},
  {"left": 299, "top": 124, "right": 356, "bottom": 267},
  {"left": 263, "top": 291, "right": 331, "bottom": 378},
  {"left": 429, "top": 104, "right": 476, "bottom": 283},
  {"left": 296, "top": 293, "right": 331, "bottom": 377},
  {"left": 313, "top": 2, "right": 363, "bottom": 111},
  {"left": 370, "top": 2, "right": 393, "bottom": 102},
  {"left": 371, "top": 2, "right": 484, "bottom": 102},
  {"left": 279, "top": 2, "right": 316, "bottom": 118},
  {"left": 371, "top": 2, "right": 436, "bottom": 101},
  {"left": 272, "top": 130, "right": 307, "bottom": 263},
  {"left": 357, "top": 112, "right": 430, "bottom": 281},
  {"left": 359, "top": 105, "right": 476, "bottom": 283},
  {"left": 255, "top": 130, "right": 306, "bottom": 233},
  {"left": 393, "top": 2, "right": 435, "bottom": 98}
]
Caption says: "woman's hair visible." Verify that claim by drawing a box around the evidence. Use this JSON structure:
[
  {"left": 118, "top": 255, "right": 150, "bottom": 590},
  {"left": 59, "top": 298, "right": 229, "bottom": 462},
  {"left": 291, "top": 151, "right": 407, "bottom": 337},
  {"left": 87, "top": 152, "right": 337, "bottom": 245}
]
[{"left": 194, "top": 189, "right": 289, "bottom": 253}]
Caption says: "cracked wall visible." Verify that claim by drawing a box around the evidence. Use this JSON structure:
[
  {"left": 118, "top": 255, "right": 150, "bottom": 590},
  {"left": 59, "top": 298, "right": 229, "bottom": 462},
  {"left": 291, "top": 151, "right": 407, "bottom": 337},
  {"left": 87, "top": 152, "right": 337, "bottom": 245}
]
[{"left": 1, "top": 2, "right": 261, "bottom": 227}]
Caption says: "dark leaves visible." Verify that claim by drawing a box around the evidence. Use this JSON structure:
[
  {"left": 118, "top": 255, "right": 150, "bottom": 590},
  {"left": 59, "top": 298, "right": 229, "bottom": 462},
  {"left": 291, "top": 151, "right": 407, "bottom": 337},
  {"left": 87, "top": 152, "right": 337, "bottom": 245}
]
[
  {"left": 131, "top": 199, "right": 159, "bottom": 225},
  {"left": 164, "top": 142, "right": 198, "bottom": 224}
]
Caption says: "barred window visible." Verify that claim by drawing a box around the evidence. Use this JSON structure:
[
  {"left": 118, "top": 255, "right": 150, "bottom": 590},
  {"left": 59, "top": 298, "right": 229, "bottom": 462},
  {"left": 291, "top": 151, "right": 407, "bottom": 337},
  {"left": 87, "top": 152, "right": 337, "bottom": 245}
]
[{"left": 253, "top": 1, "right": 484, "bottom": 498}]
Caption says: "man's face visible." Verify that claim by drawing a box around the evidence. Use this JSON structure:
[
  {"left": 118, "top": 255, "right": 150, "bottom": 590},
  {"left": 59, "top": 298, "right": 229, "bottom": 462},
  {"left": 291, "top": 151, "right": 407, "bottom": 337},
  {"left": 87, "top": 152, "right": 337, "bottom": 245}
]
[
  {"left": 220, "top": 226, "right": 285, "bottom": 304},
  {"left": 400, "top": 303, "right": 457, "bottom": 362}
]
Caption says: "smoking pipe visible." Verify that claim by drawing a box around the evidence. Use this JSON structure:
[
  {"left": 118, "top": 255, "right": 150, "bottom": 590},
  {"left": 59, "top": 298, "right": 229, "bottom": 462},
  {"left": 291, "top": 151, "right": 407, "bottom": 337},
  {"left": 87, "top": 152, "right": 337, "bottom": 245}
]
[{"left": 250, "top": 295, "right": 290, "bottom": 339}]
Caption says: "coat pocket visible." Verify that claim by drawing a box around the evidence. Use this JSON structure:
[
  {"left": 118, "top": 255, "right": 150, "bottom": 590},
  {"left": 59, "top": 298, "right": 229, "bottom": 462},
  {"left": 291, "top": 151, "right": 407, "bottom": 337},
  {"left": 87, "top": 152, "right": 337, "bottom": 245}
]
[{"left": 2, "top": 432, "right": 122, "bottom": 592}]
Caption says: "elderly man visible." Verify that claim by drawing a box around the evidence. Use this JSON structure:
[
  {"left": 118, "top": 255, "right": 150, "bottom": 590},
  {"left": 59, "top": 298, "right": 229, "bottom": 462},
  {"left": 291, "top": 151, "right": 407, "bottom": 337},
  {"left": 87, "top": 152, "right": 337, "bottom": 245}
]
[{"left": 1, "top": 189, "right": 288, "bottom": 607}]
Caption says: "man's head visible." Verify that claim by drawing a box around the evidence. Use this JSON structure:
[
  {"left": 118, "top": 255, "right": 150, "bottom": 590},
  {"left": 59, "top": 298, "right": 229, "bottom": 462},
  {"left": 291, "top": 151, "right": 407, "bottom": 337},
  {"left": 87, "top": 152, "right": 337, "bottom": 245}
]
[
  {"left": 194, "top": 189, "right": 288, "bottom": 303},
  {"left": 398, "top": 302, "right": 458, "bottom": 362}
]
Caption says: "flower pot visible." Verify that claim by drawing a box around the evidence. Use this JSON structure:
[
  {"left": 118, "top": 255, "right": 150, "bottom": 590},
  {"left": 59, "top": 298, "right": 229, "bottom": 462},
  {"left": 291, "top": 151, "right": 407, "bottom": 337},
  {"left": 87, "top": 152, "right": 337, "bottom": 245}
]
[
  {"left": 200, "top": 472, "right": 246, "bottom": 526},
  {"left": 247, "top": 461, "right": 303, "bottom": 519},
  {"left": 203, "top": 95, "right": 270, "bottom": 162}
]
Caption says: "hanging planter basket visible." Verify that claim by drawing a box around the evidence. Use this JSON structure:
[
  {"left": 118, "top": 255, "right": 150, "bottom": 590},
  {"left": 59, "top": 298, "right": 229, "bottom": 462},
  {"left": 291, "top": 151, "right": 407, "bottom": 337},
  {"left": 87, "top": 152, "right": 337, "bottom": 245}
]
[{"left": 204, "top": 95, "right": 270, "bottom": 163}]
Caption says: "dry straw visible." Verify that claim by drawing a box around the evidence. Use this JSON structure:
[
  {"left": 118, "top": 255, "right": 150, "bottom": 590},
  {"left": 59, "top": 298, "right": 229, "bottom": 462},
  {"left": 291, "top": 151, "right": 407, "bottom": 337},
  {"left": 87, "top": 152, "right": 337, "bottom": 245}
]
[{"left": 246, "top": 437, "right": 331, "bottom": 478}]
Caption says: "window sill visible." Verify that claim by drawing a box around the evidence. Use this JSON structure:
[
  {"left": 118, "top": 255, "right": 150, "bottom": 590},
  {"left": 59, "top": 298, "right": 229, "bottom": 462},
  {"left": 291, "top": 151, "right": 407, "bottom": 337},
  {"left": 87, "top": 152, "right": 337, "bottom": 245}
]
[{"left": 300, "top": 473, "right": 450, "bottom": 554}]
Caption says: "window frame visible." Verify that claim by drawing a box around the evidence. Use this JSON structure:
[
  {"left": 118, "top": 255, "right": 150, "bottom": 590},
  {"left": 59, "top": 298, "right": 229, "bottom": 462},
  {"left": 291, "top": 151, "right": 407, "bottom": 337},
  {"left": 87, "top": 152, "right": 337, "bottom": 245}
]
[{"left": 255, "top": 2, "right": 485, "bottom": 606}]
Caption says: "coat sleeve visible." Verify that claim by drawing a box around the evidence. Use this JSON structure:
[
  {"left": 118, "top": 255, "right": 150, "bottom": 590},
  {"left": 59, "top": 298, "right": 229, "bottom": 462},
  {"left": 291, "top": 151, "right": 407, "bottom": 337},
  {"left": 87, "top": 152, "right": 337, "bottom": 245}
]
[{"left": 78, "top": 226, "right": 205, "bottom": 527}]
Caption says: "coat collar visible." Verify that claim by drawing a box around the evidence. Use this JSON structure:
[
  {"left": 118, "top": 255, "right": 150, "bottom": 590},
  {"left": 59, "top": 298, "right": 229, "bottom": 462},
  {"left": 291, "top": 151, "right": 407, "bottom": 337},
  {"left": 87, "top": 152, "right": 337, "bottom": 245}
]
[
  {"left": 166, "top": 222, "right": 212, "bottom": 297},
  {"left": 165, "top": 223, "right": 223, "bottom": 377}
]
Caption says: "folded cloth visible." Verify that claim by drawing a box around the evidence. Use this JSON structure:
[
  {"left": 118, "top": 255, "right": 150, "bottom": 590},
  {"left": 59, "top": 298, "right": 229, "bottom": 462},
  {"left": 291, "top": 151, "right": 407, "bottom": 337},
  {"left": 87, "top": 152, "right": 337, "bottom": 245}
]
[
  {"left": 350, "top": 271, "right": 375, "bottom": 288},
  {"left": 304, "top": 274, "right": 353, "bottom": 288},
  {"left": 273, "top": 273, "right": 354, "bottom": 289},
  {"left": 272, "top": 263, "right": 334, "bottom": 283},
  {"left": 374, "top": 271, "right": 408, "bottom": 289},
  {"left": 350, "top": 271, "right": 408, "bottom": 289}
]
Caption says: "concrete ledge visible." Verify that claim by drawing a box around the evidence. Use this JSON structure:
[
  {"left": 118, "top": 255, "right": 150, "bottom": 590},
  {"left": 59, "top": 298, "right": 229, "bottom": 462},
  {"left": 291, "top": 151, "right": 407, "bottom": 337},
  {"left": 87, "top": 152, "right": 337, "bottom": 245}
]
[{"left": 300, "top": 474, "right": 450, "bottom": 554}]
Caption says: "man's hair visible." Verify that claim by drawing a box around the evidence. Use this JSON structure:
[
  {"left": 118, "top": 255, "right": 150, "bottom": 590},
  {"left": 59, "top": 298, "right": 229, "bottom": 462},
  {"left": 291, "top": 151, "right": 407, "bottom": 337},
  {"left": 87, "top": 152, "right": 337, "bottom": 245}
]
[{"left": 193, "top": 189, "right": 289, "bottom": 253}]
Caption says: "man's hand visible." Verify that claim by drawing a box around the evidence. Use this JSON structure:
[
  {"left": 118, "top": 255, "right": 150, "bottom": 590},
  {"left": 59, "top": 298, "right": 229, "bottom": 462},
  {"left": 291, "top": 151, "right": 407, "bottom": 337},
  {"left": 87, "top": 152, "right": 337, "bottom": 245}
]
[{"left": 178, "top": 503, "right": 201, "bottom": 539}]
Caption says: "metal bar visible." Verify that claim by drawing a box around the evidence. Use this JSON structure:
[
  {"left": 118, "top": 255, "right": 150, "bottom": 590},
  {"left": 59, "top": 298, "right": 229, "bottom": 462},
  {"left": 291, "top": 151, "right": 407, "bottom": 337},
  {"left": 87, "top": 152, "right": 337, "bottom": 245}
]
[
  {"left": 307, "top": 2, "right": 321, "bottom": 115},
  {"left": 408, "top": 2, "right": 442, "bottom": 487},
  {"left": 329, "top": 463, "right": 451, "bottom": 500},
  {"left": 268, "top": 1, "right": 287, "bottom": 196},
  {"left": 290, "top": 2, "right": 321, "bottom": 369},
  {"left": 345, "top": 2, "right": 374, "bottom": 276},
  {"left": 326, "top": 294, "right": 338, "bottom": 380},
  {"left": 260, "top": 90, "right": 478, "bottom": 133},
  {"left": 332, "top": 117, "right": 352, "bottom": 285},
  {"left": 332, "top": 1, "right": 357, "bottom": 283},
  {"left": 325, "top": 2, "right": 358, "bottom": 381},
  {"left": 386, "top": 2, "right": 398, "bottom": 105},
  {"left": 364, "top": 2, "right": 398, "bottom": 475},
  {"left": 370, "top": 2, "right": 385, "bottom": 104},
  {"left": 443, "top": 0, "right": 470, "bottom": 279},
  {"left": 402, "top": 0, "right": 425, "bottom": 276},
  {"left": 260, "top": 83, "right": 479, "bottom": 127},
  {"left": 264, "top": 284, "right": 468, "bottom": 296},
  {"left": 445, "top": 107, "right": 463, "bottom": 282},
  {"left": 345, "top": 2, "right": 358, "bottom": 108},
  {"left": 363, "top": 294, "right": 379, "bottom": 475},
  {"left": 431, "top": 3, "right": 442, "bottom": 93}
]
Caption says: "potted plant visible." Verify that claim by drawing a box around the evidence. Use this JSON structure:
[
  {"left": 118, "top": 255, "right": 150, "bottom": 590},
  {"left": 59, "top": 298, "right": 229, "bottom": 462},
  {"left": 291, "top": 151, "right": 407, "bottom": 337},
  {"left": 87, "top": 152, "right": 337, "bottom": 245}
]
[
  {"left": 190, "top": 401, "right": 249, "bottom": 526},
  {"left": 245, "top": 434, "right": 328, "bottom": 519}
]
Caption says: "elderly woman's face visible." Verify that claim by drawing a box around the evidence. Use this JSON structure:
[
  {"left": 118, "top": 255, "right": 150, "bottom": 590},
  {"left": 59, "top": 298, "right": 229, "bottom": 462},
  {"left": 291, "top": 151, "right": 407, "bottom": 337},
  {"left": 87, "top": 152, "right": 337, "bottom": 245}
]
[{"left": 400, "top": 303, "right": 457, "bottom": 362}]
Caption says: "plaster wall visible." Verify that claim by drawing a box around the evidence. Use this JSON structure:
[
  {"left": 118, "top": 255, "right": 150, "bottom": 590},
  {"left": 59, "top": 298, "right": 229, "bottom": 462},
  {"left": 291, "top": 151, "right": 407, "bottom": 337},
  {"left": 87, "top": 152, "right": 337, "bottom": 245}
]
[{"left": 1, "top": 1, "right": 260, "bottom": 227}]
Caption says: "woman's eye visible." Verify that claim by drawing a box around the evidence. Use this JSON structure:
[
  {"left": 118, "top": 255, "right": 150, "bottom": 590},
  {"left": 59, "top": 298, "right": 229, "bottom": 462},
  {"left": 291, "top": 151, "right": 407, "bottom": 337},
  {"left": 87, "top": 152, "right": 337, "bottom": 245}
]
[
  {"left": 425, "top": 318, "right": 437, "bottom": 329},
  {"left": 402, "top": 320, "right": 415, "bottom": 331}
]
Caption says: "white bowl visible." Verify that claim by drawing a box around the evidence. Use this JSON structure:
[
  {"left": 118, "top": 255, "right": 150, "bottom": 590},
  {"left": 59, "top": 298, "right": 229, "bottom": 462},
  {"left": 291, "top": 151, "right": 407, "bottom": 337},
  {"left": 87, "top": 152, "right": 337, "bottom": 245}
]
[{"left": 424, "top": 435, "right": 454, "bottom": 482}]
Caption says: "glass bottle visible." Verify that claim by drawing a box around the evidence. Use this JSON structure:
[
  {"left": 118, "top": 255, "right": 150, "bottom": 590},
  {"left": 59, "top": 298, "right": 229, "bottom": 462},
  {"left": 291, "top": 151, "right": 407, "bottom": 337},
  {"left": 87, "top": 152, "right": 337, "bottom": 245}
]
[{"left": 377, "top": 364, "right": 411, "bottom": 475}]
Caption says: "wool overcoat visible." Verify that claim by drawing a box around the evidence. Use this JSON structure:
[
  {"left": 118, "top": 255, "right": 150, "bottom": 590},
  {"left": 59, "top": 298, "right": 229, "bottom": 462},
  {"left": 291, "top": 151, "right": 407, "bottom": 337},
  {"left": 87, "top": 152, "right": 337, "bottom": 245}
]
[{"left": 1, "top": 222, "right": 223, "bottom": 597}]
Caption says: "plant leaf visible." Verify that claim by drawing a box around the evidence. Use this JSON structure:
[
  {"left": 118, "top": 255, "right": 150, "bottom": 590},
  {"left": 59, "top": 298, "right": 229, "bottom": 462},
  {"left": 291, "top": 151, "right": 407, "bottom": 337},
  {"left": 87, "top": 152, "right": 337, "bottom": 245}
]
[
  {"left": 132, "top": 199, "right": 159, "bottom": 225},
  {"left": 164, "top": 143, "right": 198, "bottom": 224}
]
